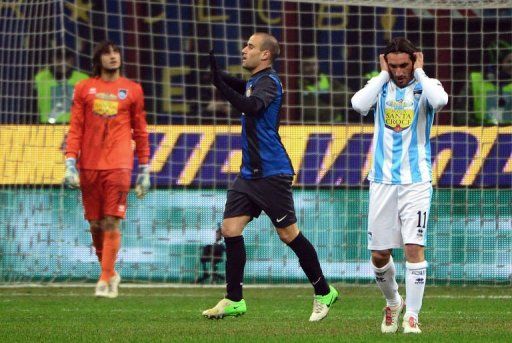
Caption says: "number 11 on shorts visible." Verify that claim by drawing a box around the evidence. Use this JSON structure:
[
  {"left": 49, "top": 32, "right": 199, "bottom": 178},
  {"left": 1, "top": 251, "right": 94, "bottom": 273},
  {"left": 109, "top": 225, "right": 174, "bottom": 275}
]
[{"left": 416, "top": 211, "right": 427, "bottom": 228}]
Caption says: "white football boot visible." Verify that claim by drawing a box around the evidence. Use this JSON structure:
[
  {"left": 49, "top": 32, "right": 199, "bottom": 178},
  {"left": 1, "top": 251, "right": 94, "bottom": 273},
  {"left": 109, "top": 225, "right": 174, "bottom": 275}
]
[
  {"left": 403, "top": 315, "right": 422, "bottom": 334},
  {"left": 381, "top": 297, "right": 404, "bottom": 333}
]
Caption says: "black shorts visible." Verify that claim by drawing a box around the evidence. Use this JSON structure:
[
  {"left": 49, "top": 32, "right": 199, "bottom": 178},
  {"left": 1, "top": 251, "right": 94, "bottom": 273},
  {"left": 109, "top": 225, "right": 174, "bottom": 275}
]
[{"left": 223, "top": 174, "right": 297, "bottom": 228}]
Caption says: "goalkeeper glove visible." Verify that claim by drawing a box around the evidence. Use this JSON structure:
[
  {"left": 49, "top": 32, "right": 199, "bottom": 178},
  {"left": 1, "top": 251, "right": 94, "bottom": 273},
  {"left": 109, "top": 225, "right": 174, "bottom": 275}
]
[
  {"left": 135, "top": 164, "right": 150, "bottom": 199},
  {"left": 63, "top": 158, "right": 80, "bottom": 189}
]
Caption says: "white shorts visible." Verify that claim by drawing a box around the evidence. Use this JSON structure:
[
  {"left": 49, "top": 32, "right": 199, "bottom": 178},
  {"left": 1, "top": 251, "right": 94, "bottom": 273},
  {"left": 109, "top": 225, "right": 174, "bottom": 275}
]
[{"left": 367, "top": 181, "right": 432, "bottom": 250}]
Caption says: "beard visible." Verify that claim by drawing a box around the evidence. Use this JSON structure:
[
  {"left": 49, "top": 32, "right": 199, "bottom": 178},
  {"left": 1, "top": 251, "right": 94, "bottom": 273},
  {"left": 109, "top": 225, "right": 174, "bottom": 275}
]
[
  {"left": 102, "top": 66, "right": 120, "bottom": 73},
  {"left": 391, "top": 74, "right": 411, "bottom": 88}
]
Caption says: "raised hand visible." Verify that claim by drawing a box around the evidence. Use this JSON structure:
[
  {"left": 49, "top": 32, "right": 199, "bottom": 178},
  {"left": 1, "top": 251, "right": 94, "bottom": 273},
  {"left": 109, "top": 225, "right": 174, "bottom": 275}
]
[
  {"left": 413, "top": 52, "right": 424, "bottom": 70},
  {"left": 379, "top": 54, "right": 389, "bottom": 73}
]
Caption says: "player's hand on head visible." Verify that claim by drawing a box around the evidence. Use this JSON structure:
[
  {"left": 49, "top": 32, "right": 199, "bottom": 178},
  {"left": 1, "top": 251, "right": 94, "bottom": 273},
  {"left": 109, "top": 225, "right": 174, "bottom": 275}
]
[
  {"left": 379, "top": 54, "right": 389, "bottom": 73},
  {"left": 63, "top": 158, "right": 80, "bottom": 189},
  {"left": 135, "top": 164, "right": 150, "bottom": 199},
  {"left": 413, "top": 52, "right": 424, "bottom": 70}
]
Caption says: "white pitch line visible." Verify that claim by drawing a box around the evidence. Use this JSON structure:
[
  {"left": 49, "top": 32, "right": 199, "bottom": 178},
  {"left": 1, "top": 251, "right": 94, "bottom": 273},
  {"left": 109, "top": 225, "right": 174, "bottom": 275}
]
[
  {"left": 0, "top": 283, "right": 374, "bottom": 289},
  {"left": 0, "top": 292, "right": 510, "bottom": 299}
]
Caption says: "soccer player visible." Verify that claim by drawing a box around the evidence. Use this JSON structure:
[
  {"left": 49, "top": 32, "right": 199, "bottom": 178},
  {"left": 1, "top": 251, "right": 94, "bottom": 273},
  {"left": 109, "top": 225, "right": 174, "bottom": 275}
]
[
  {"left": 351, "top": 37, "right": 448, "bottom": 333},
  {"left": 202, "top": 32, "right": 338, "bottom": 321},
  {"left": 63, "top": 41, "right": 150, "bottom": 298}
]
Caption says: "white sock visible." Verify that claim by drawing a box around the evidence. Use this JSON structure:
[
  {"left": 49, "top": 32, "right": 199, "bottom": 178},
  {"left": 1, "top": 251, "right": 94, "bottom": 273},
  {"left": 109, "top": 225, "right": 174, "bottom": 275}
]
[
  {"left": 405, "top": 261, "right": 428, "bottom": 320},
  {"left": 371, "top": 256, "right": 401, "bottom": 308}
]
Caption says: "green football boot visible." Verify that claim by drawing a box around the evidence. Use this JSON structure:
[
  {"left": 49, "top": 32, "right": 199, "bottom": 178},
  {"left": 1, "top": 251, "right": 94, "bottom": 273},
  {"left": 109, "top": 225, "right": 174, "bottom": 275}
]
[
  {"left": 309, "top": 285, "right": 339, "bottom": 321},
  {"left": 202, "top": 298, "right": 247, "bottom": 319}
]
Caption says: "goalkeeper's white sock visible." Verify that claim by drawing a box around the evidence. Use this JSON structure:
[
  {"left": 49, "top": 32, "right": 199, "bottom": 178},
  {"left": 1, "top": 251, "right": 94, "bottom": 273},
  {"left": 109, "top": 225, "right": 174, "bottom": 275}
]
[
  {"left": 405, "top": 261, "right": 428, "bottom": 320},
  {"left": 371, "top": 256, "right": 401, "bottom": 308}
]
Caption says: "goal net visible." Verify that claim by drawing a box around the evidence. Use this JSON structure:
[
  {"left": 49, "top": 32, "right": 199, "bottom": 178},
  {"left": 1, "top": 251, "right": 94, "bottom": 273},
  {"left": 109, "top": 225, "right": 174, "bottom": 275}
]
[{"left": 0, "top": 0, "right": 511, "bottom": 285}]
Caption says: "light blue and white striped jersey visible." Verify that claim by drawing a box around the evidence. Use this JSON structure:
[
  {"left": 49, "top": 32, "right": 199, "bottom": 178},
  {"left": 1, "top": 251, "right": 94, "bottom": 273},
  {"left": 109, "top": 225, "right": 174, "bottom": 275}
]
[{"left": 352, "top": 69, "right": 448, "bottom": 185}]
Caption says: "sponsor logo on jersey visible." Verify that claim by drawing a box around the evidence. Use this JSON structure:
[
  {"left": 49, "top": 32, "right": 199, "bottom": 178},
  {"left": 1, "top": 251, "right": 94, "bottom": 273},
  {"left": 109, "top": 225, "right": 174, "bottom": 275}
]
[
  {"left": 92, "top": 93, "right": 119, "bottom": 117},
  {"left": 88, "top": 87, "right": 96, "bottom": 95},
  {"left": 118, "top": 89, "right": 128, "bottom": 100},
  {"left": 384, "top": 99, "right": 414, "bottom": 132},
  {"left": 96, "top": 93, "right": 118, "bottom": 101},
  {"left": 93, "top": 93, "right": 119, "bottom": 117}
]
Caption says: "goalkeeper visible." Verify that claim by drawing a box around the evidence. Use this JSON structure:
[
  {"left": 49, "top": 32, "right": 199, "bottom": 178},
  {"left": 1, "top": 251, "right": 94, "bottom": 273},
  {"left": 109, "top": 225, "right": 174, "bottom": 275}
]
[
  {"left": 202, "top": 32, "right": 338, "bottom": 321},
  {"left": 64, "top": 41, "right": 150, "bottom": 298}
]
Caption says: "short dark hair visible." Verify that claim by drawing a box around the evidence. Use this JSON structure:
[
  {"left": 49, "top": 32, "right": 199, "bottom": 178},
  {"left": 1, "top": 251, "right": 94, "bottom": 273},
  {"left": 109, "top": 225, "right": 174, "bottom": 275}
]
[
  {"left": 256, "top": 32, "right": 280, "bottom": 62},
  {"left": 92, "top": 41, "right": 121, "bottom": 77},
  {"left": 383, "top": 37, "right": 419, "bottom": 62}
]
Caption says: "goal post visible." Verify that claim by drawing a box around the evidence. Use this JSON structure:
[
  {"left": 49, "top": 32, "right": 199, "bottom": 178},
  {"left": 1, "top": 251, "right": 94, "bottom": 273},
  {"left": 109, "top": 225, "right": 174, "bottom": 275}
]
[{"left": 0, "top": 0, "right": 511, "bottom": 285}]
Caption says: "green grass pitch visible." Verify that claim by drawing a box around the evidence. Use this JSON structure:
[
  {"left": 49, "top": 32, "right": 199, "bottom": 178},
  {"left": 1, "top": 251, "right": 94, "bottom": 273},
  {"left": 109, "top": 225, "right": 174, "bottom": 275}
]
[{"left": 0, "top": 285, "right": 510, "bottom": 342}]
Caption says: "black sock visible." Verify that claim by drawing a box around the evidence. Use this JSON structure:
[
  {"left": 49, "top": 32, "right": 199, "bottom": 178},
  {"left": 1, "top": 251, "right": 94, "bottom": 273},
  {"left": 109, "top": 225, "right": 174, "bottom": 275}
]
[
  {"left": 287, "top": 232, "right": 330, "bottom": 295},
  {"left": 224, "top": 235, "right": 246, "bottom": 302}
]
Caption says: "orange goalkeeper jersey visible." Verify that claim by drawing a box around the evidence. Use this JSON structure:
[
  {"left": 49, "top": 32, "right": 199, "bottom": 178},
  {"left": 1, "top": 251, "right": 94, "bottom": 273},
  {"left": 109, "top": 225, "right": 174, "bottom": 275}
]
[{"left": 65, "top": 76, "right": 150, "bottom": 170}]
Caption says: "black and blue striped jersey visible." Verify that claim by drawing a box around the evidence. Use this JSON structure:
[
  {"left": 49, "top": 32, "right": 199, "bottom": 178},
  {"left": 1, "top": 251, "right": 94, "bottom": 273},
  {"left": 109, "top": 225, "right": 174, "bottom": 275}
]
[
  {"left": 213, "top": 67, "right": 294, "bottom": 179},
  {"left": 239, "top": 68, "right": 294, "bottom": 178}
]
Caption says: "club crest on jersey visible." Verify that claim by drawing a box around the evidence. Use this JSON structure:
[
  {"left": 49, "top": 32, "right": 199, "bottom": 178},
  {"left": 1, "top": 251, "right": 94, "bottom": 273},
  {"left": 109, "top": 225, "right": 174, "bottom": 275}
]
[
  {"left": 245, "top": 87, "right": 252, "bottom": 97},
  {"left": 384, "top": 99, "right": 414, "bottom": 132},
  {"left": 413, "top": 89, "right": 422, "bottom": 100},
  {"left": 118, "top": 89, "right": 128, "bottom": 100},
  {"left": 88, "top": 87, "right": 96, "bottom": 95}
]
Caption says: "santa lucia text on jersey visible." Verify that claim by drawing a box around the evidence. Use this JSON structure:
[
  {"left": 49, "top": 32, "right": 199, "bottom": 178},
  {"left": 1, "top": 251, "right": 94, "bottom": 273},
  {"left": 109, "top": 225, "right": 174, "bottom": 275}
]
[{"left": 369, "top": 79, "right": 435, "bottom": 185}]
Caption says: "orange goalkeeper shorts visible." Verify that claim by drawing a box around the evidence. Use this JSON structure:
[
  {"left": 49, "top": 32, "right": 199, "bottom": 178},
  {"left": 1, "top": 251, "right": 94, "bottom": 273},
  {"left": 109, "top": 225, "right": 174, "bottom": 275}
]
[{"left": 80, "top": 169, "right": 131, "bottom": 221}]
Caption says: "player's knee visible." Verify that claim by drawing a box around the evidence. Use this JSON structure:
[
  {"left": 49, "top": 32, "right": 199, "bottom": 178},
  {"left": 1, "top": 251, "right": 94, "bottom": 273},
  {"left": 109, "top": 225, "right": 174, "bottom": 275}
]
[
  {"left": 101, "top": 216, "right": 120, "bottom": 231},
  {"left": 276, "top": 224, "right": 299, "bottom": 244},
  {"left": 371, "top": 250, "right": 392, "bottom": 267},
  {"left": 404, "top": 244, "right": 425, "bottom": 262},
  {"left": 220, "top": 225, "right": 239, "bottom": 238},
  {"left": 276, "top": 230, "right": 290, "bottom": 243},
  {"left": 89, "top": 220, "right": 101, "bottom": 232},
  {"left": 220, "top": 218, "right": 246, "bottom": 237}
]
